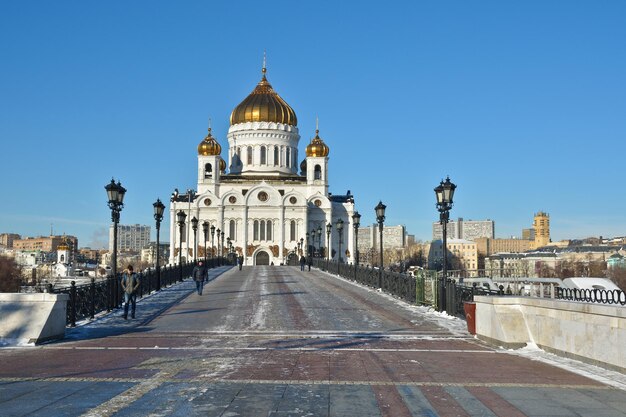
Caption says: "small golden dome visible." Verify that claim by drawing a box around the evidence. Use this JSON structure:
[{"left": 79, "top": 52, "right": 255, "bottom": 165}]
[
  {"left": 219, "top": 158, "right": 226, "bottom": 173},
  {"left": 57, "top": 244, "right": 69, "bottom": 251},
  {"left": 230, "top": 68, "right": 297, "bottom": 126},
  {"left": 198, "top": 128, "right": 222, "bottom": 156},
  {"left": 306, "top": 130, "right": 330, "bottom": 157}
]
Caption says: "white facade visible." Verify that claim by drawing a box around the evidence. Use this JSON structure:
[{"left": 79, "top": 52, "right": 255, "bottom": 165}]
[{"left": 169, "top": 69, "right": 356, "bottom": 266}]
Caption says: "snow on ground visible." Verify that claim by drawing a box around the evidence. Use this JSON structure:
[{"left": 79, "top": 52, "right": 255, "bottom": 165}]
[{"left": 322, "top": 268, "right": 626, "bottom": 389}]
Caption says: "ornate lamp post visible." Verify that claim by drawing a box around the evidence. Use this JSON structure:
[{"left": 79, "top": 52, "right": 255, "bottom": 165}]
[
  {"left": 191, "top": 216, "right": 198, "bottom": 263},
  {"left": 227, "top": 237, "right": 231, "bottom": 262},
  {"left": 176, "top": 210, "right": 186, "bottom": 281},
  {"left": 326, "top": 223, "right": 332, "bottom": 269},
  {"left": 317, "top": 226, "right": 322, "bottom": 257},
  {"left": 216, "top": 229, "right": 221, "bottom": 266},
  {"left": 434, "top": 176, "right": 456, "bottom": 313},
  {"left": 336, "top": 218, "right": 344, "bottom": 273},
  {"left": 220, "top": 231, "right": 225, "bottom": 261},
  {"left": 210, "top": 225, "right": 216, "bottom": 264},
  {"left": 299, "top": 237, "right": 304, "bottom": 256},
  {"left": 153, "top": 198, "right": 165, "bottom": 291},
  {"left": 105, "top": 179, "right": 126, "bottom": 279},
  {"left": 202, "top": 221, "right": 209, "bottom": 262},
  {"left": 352, "top": 211, "right": 361, "bottom": 266},
  {"left": 305, "top": 232, "right": 310, "bottom": 257},
  {"left": 375, "top": 201, "right": 386, "bottom": 288}
]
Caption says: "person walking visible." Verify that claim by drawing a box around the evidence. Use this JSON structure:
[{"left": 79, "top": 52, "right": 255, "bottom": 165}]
[
  {"left": 237, "top": 255, "right": 243, "bottom": 271},
  {"left": 307, "top": 255, "right": 312, "bottom": 271},
  {"left": 121, "top": 265, "right": 140, "bottom": 320},
  {"left": 192, "top": 261, "right": 206, "bottom": 295},
  {"left": 299, "top": 255, "right": 306, "bottom": 271}
]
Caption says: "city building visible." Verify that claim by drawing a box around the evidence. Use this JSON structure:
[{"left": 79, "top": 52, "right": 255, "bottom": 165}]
[
  {"left": 109, "top": 224, "right": 151, "bottom": 253},
  {"left": 475, "top": 237, "right": 532, "bottom": 258},
  {"left": 0, "top": 233, "right": 21, "bottom": 248},
  {"left": 427, "top": 238, "right": 478, "bottom": 272},
  {"left": 141, "top": 242, "right": 170, "bottom": 266},
  {"left": 13, "top": 235, "right": 78, "bottom": 253},
  {"left": 484, "top": 252, "right": 560, "bottom": 277},
  {"left": 531, "top": 211, "right": 550, "bottom": 248},
  {"left": 432, "top": 218, "right": 494, "bottom": 241},
  {"left": 169, "top": 65, "right": 356, "bottom": 266}
]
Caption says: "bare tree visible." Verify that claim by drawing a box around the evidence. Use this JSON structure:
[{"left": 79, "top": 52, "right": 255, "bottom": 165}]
[
  {"left": 608, "top": 267, "right": 626, "bottom": 291},
  {"left": 0, "top": 255, "right": 23, "bottom": 292}
]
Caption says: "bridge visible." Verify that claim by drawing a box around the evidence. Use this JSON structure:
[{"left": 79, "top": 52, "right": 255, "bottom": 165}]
[{"left": 1, "top": 265, "right": 625, "bottom": 416}]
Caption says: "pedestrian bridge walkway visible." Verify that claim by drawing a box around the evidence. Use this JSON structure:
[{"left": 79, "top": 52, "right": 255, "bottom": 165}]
[{"left": 1, "top": 266, "right": 625, "bottom": 416}]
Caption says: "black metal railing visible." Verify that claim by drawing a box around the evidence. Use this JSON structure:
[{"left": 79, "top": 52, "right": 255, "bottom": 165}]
[
  {"left": 51, "top": 257, "right": 230, "bottom": 326},
  {"left": 446, "top": 281, "right": 505, "bottom": 317},
  {"left": 556, "top": 287, "right": 626, "bottom": 306}
]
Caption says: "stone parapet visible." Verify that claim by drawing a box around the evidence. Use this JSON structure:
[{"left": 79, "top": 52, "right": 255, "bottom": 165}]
[
  {"left": 0, "top": 293, "right": 68, "bottom": 344},
  {"left": 474, "top": 296, "right": 625, "bottom": 372}
]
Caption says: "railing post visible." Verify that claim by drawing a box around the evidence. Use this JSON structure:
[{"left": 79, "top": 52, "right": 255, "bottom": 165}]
[
  {"left": 69, "top": 281, "right": 77, "bottom": 327},
  {"left": 90, "top": 277, "right": 95, "bottom": 320}
]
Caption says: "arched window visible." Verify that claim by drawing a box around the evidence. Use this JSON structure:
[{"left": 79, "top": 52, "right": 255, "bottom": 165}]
[
  {"left": 290, "top": 220, "right": 296, "bottom": 241},
  {"left": 60, "top": 254, "right": 65, "bottom": 263},
  {"left": 260, "top": 220, "right": 266, "bottom": 241},
  {"left": 260, "top": 146, "right": 266, "bottom": 164},
  {"left": 314, "top": 164, "right": 322, "bottom": 180},
  {"left": 253, "top": 220, "right": 259, "bottom": 241},
  {"left": 273, "top": 146, "right": 279, "bottom": 166},
  {"left": 229, "top": 220, "right": 235, "bottom": 240},
  {"left": 247, "top": 146, "right": 253, "bottom": 165},
  {"left": 204, "top": 163, "right": 212, "bottom": 178},
  {"left": 266, "top": 220, "right": 272, "bottom": 241},
  {"left": 286, "top": 148, "right": 291, "bottom": 168}
]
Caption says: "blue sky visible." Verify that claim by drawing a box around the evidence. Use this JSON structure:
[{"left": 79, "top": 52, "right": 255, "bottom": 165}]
[{"left": 1, "top": 1, "right": 625, "bottom": 248}]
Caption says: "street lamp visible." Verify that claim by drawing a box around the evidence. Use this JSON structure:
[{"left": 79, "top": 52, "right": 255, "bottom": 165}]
[
  {"left": 210, "top": 224, "right": 215, "bottom": 264},
  {"left": 299, "top": 237, "right": 304, "bottom": 256},
  {"left": 153, "top": 198, "right": 165, "bottom": 291},
  {"left": 227, "top": 237, "right": 231, "bottom": 261},
  {"left": 305, "top": 232, "right": 310, "bottom": 257},
  {"left": 105, "top": 179, "right": 126, "bottom": 309},
  {"left": 352, "top": 211, "right": 361, "bottom": 266},
  {"left": 216, "top": 229, "right": 221, "bottom": 266},
  {"left": 191, "top": 216, "right": 198, "bottom": 263},
  {"left": 317, "top": 226, "right": 322, "bottom": 257},
  {"left": 434, "top": 176, "right": 456, "bottom": 312},
  {"left": 375, "top": 201, "right": 386, "bottom": 288},
  {"left": 336, "top": 218, "right": 344, "bottom": 273},
  {"left": 220, "top": 231, "right": 225, "bottom": 261},
  {"left": 176, "top": 210, "right": 186, "bottom": 281},
  {"left": 202, "top": 221, "right": 209, "bottom": 263},
  {"left": 326, "top": 222, "right": 332, "bottom": 268}
]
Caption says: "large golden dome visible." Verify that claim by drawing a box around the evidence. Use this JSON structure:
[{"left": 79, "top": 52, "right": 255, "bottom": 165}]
[
  {"left": 230, "top": 68, "right": 297, "bottom": 126},
  {"left": 197, "top": 128, "right": 222, "bottom": 156},
  {"left": 306, "top": 129, "right": 330, "bottom": 157}
]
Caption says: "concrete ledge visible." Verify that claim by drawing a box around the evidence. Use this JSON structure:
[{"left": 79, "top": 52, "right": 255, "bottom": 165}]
[
  {"left": 0, "top": 293, "right": 69, "bottom": 344},
  {"left": 475, "top": 296, "right": 626, "bottom": 372}
]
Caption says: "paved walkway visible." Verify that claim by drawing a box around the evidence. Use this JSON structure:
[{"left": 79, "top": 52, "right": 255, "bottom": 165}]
[{"left": 1, "top": 266, "right": 625, "bottom": 416}]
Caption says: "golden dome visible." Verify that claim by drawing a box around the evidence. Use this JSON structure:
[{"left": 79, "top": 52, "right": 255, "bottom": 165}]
[
  {"left": 306, "top": 130, "right": 330, "bottom": 157},
  {"left": 197, "top": 128, "right": 222, "bottom": 156},
  {"left": 230, "top": 68, "right": 297, "bottom": 126},
  {"left": 57, "top": 244, "right": 69, "bottom": 251},
  {"left": 220, "top": 158, "right": 226, "bottom": 173}
]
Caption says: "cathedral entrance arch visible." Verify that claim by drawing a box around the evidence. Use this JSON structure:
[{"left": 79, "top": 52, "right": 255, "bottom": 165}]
[
  {"left": 255, "top": 251, "right": 270, "bottom": 265},
  {"left": 286, "top": 252, "right": 299, "bottom": 266}
]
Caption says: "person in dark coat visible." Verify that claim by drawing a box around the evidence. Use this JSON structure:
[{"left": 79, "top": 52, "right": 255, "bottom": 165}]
[
  {"left": 121, "top": 265, "right": 140, "bottom": 319},
  {"left": 299, "top": 255, "right": 306, "bottom": 271},
  {"left": 192, "top": 261, "right": 206, "bottom": 295}
]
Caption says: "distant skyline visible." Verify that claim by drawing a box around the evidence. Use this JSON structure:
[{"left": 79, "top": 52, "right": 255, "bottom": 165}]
[{"left": 1, "top": 1, "right": 625, "bottom": 249}]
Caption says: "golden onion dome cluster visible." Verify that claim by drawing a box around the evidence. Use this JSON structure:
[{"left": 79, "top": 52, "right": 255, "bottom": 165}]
[
  {"left": 197, "top": 128, "right": 222, "bottom": 156},
  {"left": 230, "top": 69, "right": 297, "bottom": 126},
  {"left": 305, "top": 130, "right": 330, "bottom": 157}
]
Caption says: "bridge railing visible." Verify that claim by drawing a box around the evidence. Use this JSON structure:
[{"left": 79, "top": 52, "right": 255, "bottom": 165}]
[
  {"left": 50, "top": 257, "right": 230, "bottom": 326},
  {"left": 555, "top": 287, "right": 626, "bottom": 305}
]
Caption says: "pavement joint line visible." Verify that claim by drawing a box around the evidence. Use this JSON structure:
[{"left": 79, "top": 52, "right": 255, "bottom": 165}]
[
  {"left": 30, "top": 346, "right": 495, "bottom": 353},
  {"left": 0, "top": 376, "right": 612, "bottom": 389}
]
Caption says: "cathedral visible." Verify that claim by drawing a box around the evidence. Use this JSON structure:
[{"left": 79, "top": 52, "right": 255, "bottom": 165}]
[{"left": 169, "top": 65, "right": 357, "bottom": 266}]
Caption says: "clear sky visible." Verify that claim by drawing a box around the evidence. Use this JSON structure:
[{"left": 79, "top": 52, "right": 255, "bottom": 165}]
[{"left": 1, "top": 1, "right": 625, "bottom": 249}]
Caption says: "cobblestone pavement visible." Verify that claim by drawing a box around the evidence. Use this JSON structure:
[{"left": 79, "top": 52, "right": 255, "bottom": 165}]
[{"left": 1, "top": 266, "right": 625, "bottom": 416}]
